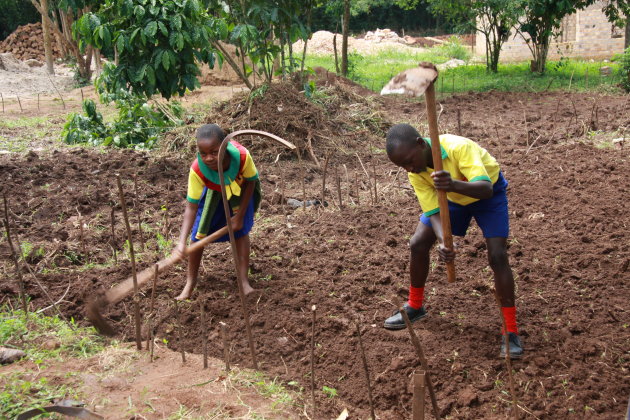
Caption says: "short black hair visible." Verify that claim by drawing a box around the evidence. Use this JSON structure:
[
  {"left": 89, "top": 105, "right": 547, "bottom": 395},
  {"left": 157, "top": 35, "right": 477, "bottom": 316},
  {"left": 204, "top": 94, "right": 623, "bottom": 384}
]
[
  {"left": 386, "top": 123, "right": 421, "bottom": 156},
  {"left": 196, "top": 123, "right": 225, "bottom": 143}
]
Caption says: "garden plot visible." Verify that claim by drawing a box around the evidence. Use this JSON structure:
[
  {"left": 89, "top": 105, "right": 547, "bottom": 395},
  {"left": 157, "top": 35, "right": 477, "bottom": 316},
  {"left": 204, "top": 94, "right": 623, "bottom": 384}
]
[{"left": 1, "top": 79, "right": 628, "bottom": 419}]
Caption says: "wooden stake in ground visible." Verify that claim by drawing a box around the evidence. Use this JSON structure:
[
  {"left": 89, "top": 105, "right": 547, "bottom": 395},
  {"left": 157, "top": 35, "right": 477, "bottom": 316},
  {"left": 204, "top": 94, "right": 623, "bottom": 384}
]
[
  {"left": 321, "top": 150, "right": 332, "bottom": 206},
  {"left": 77, "top": 208, "right": 86, "bottom": 257},
  {"left": 355, "top": 321, "right": 375, "bottom": 420},
  {"left": 372, "top": 162, "right": 378, "bottom": 203},
  {"left": 355, "top": 172, "right": 360, "bottom": 205},
  {"left": 16, "top": 94, "right": 23, "bottom": 112},
  {"left": 1, "top": 92, "right": 4, "bottom": 112},
  {"left": 457, "top": 108, "right": 462, "bottom": 136},
  {"left": 146, "top": 263, "right": 158, "bottom": 351},
  {"left": 133, "top": 174, "right": 145, "bottom": 252},
  {"left": 219, "top": 321, "right": 230, "bottom": 371},
  {"left": 215, "top": 130, "right": 295, "bottom": 371},
  {"left": 201, "top": 302, "right": 208, "bottom": 369},
  {"left": 3, "top": 194, "right": 29, "bottom": 317},
  {"left": 494, "top": 291, "right": 519, "bottom": 420},
  {"left": 174, "top": 299, "right": 186, "bottom": 363},
  {"left": 413, "top": 371, "right": 426, "bottom": 420},
  {"left": 116, "top": 174, "right": 142, "bottom": 350},
  {"left": 110, "top": 207, "right": 117, "bottom": 264},
  {"left": 394, "top": 297, "right": 440, "bottom": 419},
  {"left": 310, "top": 305, "right": 317, "bottom": 418},
  {"left": 335, "top": 166, "right": 343, "bottom": 208}
]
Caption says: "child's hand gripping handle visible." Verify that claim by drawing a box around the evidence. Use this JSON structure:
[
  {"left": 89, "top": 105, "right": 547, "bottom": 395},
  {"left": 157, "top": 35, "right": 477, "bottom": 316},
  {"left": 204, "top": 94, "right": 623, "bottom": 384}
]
[{"left": 424, "top": 81, "right": 456, "bottom": 283}]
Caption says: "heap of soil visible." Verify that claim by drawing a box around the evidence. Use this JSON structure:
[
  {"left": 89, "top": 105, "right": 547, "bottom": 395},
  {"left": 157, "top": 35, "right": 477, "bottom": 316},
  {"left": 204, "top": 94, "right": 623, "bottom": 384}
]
[
  {"left": 209, "top": 78, "right": 390, "bottom": 161},
  {"left": 1, "top": 89, "right": 629, "bottom": 419},
  {"left": 0, "top": 22, "right": 62, "bottom": 61}
]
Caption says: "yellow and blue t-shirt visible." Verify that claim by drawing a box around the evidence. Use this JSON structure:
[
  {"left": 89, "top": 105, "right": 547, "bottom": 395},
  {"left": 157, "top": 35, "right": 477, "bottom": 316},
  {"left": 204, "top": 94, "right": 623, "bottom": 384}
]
[
  {"left": 409, "top": 134, "right": 500, "bottom": 217},
  {"left": 186, "top": 141, "right": 259, "bottom": 206}
]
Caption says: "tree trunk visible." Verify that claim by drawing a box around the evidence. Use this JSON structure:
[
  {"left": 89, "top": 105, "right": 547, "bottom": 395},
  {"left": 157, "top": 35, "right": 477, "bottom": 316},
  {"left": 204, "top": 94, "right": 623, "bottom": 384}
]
[
  {"left": 625, "top": 15, "right": 629, "bottom": 49},
  {"left": 41, "top": 0, "right": 54, "bottom": 74},
  {"left": 341, "top": 0, "right": 350, "bottom": 76},
  {"left": 29, "top": 0, "right": 88, "bottom": 77}
]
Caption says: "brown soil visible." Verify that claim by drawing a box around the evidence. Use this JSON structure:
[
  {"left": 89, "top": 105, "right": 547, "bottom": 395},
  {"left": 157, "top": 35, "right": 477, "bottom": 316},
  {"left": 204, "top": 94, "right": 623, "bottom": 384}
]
[
  {"left": 0, "top": 343, "right": 302, "bottom": 418},
  {"left": 1, "top": 82, "right": 629, "bottom": 419}
]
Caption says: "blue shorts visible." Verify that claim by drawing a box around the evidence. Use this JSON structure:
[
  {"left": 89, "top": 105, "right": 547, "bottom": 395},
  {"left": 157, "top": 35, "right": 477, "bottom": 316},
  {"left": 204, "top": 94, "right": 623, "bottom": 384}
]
[
  {"left": 191, "top": 188, "right": 255, "bottom": 243},
  {"left": 420, "top": 172, "right": 509, "bottom": 238}
]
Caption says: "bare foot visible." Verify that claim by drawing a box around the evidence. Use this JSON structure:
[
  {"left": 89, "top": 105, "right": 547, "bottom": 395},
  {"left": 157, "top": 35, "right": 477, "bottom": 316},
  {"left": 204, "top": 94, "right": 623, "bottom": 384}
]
[
  {"left": 242, "top": 282, "right": 255, "bottom": 296},
  {"left": 176, "top": 280, "right": 196, "bottom": 301}
]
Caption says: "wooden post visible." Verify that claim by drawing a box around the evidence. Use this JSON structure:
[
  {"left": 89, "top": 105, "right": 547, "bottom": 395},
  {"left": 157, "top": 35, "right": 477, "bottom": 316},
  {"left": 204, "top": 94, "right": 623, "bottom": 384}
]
[
  {"left": 335, "top": 166, "right": 342, "bottom": 208},
  {"left": 201, "top": 303, "right": 208, "bottom": 369},
  {"left": 457, "top": 108, "right": 462, "bottom": 136},
  {"left": 133, "top": 174, "right": 145, "bottom": 252},
  {"left": 1, "top": 92, "right": 4, "bottom": 112},
  {"left": 356, "top": 322, "right": 376, "bottom": 420},
  {"left": 3, "top": 194, "right": 29, "bottom": 318},
  {"left": 372, "top": 162, "right": 378, "bottom": 203},
  {"left": 413, "top": 372, "right": 426, "bottom": 420},
  {"left": 310, "top": 305, "right": 317, "bottom": 418},
  {"left": 146, "top": 263, "right": 158, "bottom": 350},
  {"left": 395, "top": 297, "right": 441, "bottom": 419},
  {"left": 77, "top": 209, "right": 86, "bottom": 256},
  {"left": 110, "top": 207, "right": 117, "bottom": 264},
  {"left": 116, "top": 174, "right": 142, "bottom": 350},
  {"left": 174, "top": 299, "right": 186, "bottom": 363},
  {"left": 16, "top": 94, "right": 23, "bottom": 112},
  {"left": 219, "top": 321, "right": 230, "bottom": 371}
]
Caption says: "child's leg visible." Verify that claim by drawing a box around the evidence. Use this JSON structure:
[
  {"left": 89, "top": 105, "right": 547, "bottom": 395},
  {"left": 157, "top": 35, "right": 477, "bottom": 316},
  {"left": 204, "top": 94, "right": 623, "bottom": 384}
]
[
  {"left": 235, "top": 234, "right": 254, "bottom": 296},
  {"left": 409, "top": 221, "right": 437, "bottom": 290},
  {"left": 176, "top": 247, "right": 203, "bottom": 300},
  {"left": 486, "top": 237, "right": 517, "bottom": 331}
]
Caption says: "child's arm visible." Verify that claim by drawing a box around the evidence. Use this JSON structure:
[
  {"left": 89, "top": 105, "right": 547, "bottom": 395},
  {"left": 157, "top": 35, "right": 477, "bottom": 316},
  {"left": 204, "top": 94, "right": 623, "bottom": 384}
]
[
  {"left": 230, "top": 179, "right": 255, "bottom": 231},
  {"left": 428, "top": 213, "right": 456, "bottom": 262},
  {"left": 175, "top": 201, "right": 198, "bottom": 257},
  {"left": 431, "top": 170, "right": 492, "bottom": 199}
]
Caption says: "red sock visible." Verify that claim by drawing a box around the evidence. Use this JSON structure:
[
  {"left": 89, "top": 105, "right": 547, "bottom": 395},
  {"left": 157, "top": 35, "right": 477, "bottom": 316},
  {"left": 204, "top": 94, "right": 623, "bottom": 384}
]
[
  {"left": 501, "top": 306, "right": 518, "bottom": 334},
  {"left": 408, "top": 286, "right": 424, "bottom": 310}
]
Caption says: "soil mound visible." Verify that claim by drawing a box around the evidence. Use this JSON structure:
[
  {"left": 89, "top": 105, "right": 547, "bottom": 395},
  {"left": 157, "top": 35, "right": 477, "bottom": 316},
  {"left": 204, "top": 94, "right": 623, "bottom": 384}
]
[
  {"left": 0, "top": 22, "right": 62, "bottom": 61},
  {"left": 209, "top": 78, "right": 389, "bottom": 161}
]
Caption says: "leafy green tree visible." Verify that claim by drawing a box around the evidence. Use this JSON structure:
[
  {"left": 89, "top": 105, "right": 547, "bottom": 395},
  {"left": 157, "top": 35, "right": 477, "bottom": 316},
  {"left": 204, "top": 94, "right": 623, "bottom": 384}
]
[
  {"left": 520, "top": 0, "right": 595, "bottom": 73},
  {"left": 207, "top": 0, "right": 312, "bottom": 87},
  {"left": 601, "top": 0, "right": 630, "bottom": 48},
  {"left": 75, "top": 0, "right": 225, "bottom": 99},
  {"left": 423, "top": 0, "right": 522, "bottom": 72}
]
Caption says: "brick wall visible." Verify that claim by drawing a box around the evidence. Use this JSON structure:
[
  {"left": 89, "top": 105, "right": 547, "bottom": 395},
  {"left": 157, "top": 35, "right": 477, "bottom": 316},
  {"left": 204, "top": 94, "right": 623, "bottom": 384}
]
[{"left": 475, "top": 1, "right": 626, "bottom": 62}]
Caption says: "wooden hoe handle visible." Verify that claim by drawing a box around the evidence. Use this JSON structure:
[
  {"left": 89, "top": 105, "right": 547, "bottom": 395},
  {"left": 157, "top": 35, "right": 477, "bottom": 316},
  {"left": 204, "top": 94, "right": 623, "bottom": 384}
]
[
  {"left": 86, "top": 226, "right": 229, "bottom": 335},
  {"left": 424, "top": 82, "right": 456, "bottom": 283}
]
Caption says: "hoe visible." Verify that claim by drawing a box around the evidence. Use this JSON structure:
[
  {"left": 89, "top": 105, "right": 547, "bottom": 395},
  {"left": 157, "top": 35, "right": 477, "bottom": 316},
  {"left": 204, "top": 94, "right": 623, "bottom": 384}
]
[
  {"left": 87, "top": 130, "right": 295, "bottom": 336},
  {"left": 381, "top": 62, "right": 456, "bottom": 282}
]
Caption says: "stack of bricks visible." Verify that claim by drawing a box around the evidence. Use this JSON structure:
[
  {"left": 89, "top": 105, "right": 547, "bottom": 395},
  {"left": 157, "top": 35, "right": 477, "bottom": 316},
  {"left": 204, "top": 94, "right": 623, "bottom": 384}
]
[{"left": 0, "top": 22, "right": 62, "bottom": 62}]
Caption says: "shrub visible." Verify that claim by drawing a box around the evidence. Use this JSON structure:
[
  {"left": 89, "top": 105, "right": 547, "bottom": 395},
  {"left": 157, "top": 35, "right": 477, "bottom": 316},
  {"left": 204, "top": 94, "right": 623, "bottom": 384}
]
[
  {"left": 62, "top": 92, "right": 183, "bottom": 149},
  {"left": 615, "top": 46, "right": 630, "bottom": 92}
]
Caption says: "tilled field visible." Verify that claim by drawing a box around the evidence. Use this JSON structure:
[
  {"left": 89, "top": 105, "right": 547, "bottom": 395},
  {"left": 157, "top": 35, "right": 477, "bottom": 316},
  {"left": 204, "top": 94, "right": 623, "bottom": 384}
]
[{"left": 1, "top": 88, "right": 629, "bottom": 419}]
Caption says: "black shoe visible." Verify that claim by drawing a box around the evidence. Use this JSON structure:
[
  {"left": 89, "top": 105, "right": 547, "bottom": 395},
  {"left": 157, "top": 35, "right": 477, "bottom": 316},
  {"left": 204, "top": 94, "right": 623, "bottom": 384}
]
[
  {"left": 500, "top": 332, "right": 524, "bottom": 359},
  {"left": 383, "top": 303, "right": 428, "bottom": 330}
]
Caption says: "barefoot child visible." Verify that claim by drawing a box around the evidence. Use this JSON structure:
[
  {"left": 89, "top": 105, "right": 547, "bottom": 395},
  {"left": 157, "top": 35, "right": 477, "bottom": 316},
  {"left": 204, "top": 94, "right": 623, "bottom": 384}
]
[
  {"left": 175, "top": 124, "right": 261, "bottom": 300},
  {"left": 383, "top": 123, "right": 523, "bottom": 359}
]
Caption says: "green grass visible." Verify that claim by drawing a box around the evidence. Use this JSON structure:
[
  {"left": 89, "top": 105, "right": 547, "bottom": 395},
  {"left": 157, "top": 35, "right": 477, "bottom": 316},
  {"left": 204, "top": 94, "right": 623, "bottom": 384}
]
[
  {"left": 0, "top": 308, "right": 106, "bottom": 419},
  {"left": 0, "top": 116, "right": 50, "bottom": 129},
  {"left": 0, "top": 306, "right": 106, "bottom": 363},
  {"left": 0, "top": 372, "right": 81, "bottom": 419},
  {"left": 305, "top": 44, "right": 624, "bottom": 95}
]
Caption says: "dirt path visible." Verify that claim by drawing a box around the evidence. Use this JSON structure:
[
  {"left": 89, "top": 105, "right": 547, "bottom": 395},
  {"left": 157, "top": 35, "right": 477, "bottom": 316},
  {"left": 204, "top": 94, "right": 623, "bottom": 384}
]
[{"left": 1, "top": 89, "right": 628, "bottom": 419}]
